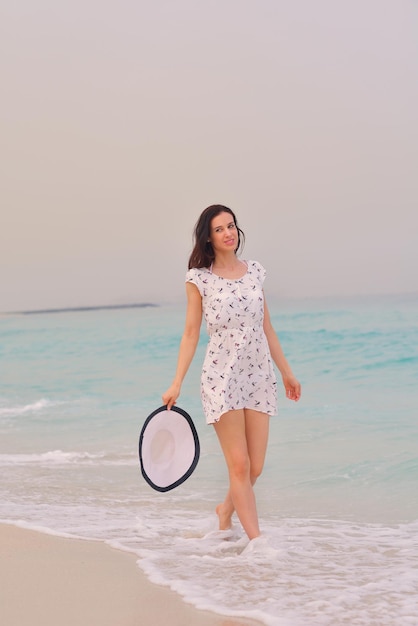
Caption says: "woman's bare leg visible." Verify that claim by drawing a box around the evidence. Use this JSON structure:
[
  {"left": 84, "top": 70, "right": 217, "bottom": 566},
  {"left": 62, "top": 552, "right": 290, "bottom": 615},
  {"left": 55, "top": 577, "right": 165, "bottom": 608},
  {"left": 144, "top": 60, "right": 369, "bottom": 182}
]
[{"left": 214, "top": 409, "right": 269, "bottom": 539}]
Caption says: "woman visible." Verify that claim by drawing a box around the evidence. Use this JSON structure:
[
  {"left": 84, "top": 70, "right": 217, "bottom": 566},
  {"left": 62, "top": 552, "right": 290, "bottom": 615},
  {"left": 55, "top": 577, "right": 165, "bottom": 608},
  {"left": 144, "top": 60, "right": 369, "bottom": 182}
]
[{"left": 163, "top": 205, "right": 301, "bottom": 541}]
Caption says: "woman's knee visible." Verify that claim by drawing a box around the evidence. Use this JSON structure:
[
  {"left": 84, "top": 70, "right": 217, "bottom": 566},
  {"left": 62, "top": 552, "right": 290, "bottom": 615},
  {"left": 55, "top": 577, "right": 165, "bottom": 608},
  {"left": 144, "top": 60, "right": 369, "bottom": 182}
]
[
  {"left": 250, "top": 460, "right": 264, "bottom": 482},
  {"left": 228, "top": 454, "right": 250, "bottom": 482}
]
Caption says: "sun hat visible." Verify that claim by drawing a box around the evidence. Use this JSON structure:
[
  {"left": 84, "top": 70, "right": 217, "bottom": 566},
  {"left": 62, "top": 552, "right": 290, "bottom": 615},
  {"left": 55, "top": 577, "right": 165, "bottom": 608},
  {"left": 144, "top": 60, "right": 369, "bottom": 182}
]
[{"left": 139, "top": 405, "right": 200, "bottom": 492}]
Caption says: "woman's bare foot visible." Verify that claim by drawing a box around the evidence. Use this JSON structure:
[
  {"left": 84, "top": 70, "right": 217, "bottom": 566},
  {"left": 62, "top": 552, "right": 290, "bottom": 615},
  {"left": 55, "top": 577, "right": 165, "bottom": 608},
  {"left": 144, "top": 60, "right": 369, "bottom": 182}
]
[{"left": 216, "top": 503, "right": 232, "bottom": 530}]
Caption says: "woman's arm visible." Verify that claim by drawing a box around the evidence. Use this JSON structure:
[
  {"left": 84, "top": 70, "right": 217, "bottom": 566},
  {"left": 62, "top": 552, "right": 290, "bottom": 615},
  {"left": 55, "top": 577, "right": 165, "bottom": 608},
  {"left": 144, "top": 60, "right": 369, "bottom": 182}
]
[
  {"left": 263, "top": 296, "right": 301, "bottom": 402},
  {"left": 162, "top": 282, "right": 203, "bottom": 409}
]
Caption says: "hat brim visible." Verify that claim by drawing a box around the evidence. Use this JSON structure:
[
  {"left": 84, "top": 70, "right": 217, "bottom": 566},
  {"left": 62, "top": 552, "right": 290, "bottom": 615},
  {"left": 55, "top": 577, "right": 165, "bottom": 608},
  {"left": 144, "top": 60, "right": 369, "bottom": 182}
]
[{"left": 139, "top": 405, "right": 200, "bottom": 492}]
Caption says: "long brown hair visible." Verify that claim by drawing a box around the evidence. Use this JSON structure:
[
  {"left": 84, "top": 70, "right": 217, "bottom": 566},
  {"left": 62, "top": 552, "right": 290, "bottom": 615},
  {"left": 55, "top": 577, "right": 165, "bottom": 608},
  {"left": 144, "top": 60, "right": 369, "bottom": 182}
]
[{"left": 188, "top": 205, "right": 245, "bottom": 269}]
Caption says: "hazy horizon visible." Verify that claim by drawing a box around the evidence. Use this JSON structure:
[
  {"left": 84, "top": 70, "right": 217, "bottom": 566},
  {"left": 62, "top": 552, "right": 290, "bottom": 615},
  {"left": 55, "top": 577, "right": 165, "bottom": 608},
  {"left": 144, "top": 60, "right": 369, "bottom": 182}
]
[
  {"left": 3, "top": 289, "right": 418, "bottom": 316},
  {"left": 2, "top": 0, "right": 417, "bottom": 312}
]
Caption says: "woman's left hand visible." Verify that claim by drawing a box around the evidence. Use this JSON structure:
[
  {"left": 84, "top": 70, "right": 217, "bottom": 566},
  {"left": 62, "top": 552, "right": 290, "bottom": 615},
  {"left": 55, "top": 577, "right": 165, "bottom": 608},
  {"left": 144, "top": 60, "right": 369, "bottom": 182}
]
[{"left": 282, "top": 374, "right": 301, "bottom": 402}]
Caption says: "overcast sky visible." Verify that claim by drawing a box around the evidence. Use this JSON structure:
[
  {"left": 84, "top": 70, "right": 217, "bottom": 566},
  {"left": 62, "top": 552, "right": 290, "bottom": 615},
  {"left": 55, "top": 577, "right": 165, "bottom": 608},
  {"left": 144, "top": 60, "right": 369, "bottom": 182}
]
[{"left": 1, "top": 0, "right": 417, "bottom": 311}]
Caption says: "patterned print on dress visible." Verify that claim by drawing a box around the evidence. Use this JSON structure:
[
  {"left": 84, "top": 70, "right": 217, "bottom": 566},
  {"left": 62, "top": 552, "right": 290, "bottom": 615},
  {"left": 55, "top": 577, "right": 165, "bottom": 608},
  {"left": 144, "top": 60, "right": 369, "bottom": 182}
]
[{"left": 186, "top": 260, "right": 277, "bottom": 424}]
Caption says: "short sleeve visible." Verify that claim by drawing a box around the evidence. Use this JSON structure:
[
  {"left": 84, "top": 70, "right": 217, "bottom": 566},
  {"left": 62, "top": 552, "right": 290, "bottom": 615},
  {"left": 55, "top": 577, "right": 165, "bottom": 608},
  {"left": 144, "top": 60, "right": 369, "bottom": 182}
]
[
  {"left": 250, "top": 260, "right": 266, "bottom": 285},
  {"left": 185, "top": 268, "right": 203, "bottom": 295}
]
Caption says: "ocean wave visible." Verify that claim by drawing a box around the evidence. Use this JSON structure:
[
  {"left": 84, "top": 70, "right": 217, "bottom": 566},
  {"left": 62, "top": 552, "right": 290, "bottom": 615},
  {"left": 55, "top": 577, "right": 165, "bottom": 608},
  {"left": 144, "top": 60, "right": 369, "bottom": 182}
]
[
  {"left": 0, "top": 399, "right": 57, "bottom": 417},
  {"left": 0, "top": 450, "right": 137, "bottom": 467}
]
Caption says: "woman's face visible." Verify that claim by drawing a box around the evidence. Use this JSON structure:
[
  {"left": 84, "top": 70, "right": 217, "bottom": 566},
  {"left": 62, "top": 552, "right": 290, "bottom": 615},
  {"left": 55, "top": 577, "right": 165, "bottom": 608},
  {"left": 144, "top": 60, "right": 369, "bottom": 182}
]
[{"left": 209, "top": 211, "right": 238, "bottom": 253}]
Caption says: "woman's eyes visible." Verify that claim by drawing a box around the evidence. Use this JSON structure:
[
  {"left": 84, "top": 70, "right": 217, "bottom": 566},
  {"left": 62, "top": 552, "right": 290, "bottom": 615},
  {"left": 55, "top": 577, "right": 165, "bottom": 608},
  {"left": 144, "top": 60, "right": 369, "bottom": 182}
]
[{"left": 215, "top": 224, "right": 235, "bottom": 232}]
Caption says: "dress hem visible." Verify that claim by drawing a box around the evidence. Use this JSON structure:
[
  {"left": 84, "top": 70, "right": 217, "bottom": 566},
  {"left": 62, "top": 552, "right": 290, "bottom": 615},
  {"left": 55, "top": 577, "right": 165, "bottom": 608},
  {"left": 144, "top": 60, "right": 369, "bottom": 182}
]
[{"left": 206, "top": 406, "right": 277, "bottom": 425}]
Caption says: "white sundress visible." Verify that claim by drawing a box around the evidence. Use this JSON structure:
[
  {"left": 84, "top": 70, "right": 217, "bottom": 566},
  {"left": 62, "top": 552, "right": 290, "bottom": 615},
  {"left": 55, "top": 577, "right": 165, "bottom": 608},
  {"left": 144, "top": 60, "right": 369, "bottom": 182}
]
[{"left": 186, "top": 260, "right": 278, "bottom": 424}]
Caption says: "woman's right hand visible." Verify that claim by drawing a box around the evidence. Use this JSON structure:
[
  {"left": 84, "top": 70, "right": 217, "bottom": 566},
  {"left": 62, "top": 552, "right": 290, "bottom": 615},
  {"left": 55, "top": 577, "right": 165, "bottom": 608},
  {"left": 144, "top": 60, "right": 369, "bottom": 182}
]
[{"left": 162, "top": 383, "right": 181, "bottom": 410}]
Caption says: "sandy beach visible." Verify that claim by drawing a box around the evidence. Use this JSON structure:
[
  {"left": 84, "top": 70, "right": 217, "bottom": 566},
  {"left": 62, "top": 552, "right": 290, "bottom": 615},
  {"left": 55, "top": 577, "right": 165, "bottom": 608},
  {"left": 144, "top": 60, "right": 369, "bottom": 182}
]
[{"left": 0, "top": 524, "right": 260, "bottom": 626}]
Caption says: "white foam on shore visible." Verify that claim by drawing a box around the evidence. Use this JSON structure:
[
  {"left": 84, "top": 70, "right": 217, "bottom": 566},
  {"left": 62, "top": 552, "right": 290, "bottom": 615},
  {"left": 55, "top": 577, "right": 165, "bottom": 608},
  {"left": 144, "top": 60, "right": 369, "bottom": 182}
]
[
  {"left": 0, "top": 519, "right": 92, "bottom": 541},
  {"left": 3, "top": 511, "right": 417, "bottom": 625},
  {"left": 131, "top": 514, "right": 418, "bottom": 626}
]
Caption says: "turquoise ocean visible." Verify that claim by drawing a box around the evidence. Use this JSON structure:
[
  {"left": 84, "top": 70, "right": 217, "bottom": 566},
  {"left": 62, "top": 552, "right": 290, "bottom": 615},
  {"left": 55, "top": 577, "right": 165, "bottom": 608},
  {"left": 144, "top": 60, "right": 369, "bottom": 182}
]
[{"left": 1, "top": 294, "right": 417, "bottom": 626}]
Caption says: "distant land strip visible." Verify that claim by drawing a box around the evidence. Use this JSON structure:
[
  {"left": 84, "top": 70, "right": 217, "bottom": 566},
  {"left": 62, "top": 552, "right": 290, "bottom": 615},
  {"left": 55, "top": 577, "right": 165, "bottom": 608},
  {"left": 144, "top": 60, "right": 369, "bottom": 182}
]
[{"left": 8, "top": 303, "right": 159, "bottom": 315}]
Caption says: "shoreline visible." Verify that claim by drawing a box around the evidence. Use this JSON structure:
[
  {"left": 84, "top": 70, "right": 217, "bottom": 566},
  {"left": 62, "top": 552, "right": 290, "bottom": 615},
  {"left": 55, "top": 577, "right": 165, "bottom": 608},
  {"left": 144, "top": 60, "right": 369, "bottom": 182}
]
[{"left": 0, "top": 523, "right": 261, "bottom": 626}]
